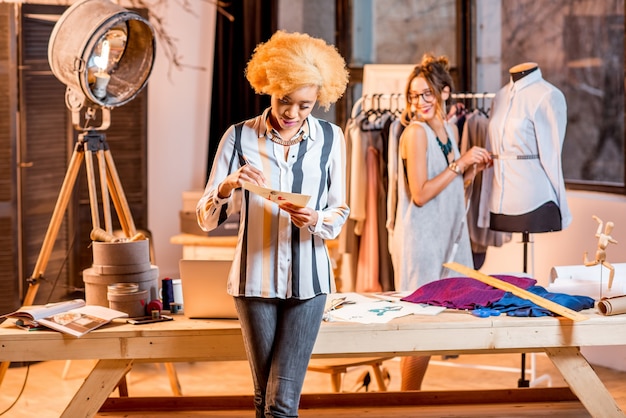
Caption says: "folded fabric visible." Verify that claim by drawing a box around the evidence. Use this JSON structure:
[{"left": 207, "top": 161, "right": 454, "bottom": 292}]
[
  {"left": 492, "top": 286, "right": 595, "bottom": 317},
  {"left": 401, "top": 275, "right": 537, "bottom": 310}
]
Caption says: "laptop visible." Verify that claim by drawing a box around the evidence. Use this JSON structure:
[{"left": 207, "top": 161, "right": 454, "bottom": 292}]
[{"left": 178, "top": 259, "right": 238, "bottom": 319}]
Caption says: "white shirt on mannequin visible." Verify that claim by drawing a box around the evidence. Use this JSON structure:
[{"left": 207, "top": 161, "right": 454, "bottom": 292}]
[{"left": 482, "top": 67, "right": 572, "bottom": 230}]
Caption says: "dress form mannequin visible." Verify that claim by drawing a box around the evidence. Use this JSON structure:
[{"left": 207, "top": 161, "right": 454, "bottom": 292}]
[
  {"left": 490, "top": 201, "right": 561, "bottom": 234},
  {"left": 486, "top": 62, "right": 569, "bottom": 387},
  {"left": 509, "top": 62, "right": 539, "bottom": 83},
  {"left": 486, "top": 61, "right": 569, "bottom": 237}
]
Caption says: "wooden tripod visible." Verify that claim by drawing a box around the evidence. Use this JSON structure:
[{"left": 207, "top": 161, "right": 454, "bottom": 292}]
[
  {"left": 23, "top": 130, "right": 136, "bottom": 305},
  {"left": 23, "top": 129, "right": 137, "bottom": 307},
  {"left": 0, "top": 122, "right": 138, "bottom": 385}
]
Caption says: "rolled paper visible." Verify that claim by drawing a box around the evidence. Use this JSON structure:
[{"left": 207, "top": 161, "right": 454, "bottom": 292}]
[
  {"left": 90, "top": 228, "right": 121, "bottom": 243},
  {"left": 597, "top": 295, "right": 626, "bottom": 316},
  {"left": 129, "top": 232, "right": 147, "bottom": 241}
]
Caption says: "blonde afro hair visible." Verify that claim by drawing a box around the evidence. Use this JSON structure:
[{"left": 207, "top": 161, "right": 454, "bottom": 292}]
[{"left": 245, "top": 30, "right": 349, "bottom": 110}]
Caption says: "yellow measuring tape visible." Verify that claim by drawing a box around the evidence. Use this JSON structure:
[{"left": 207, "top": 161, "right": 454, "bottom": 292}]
[{"left": 443, "top": 262, "right": 588, "bottom": 322}]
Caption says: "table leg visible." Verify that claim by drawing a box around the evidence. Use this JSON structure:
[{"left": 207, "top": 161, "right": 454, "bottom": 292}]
[
  {"left": 164, "top": 362, "right": 183, "bottom": 396},
  {"left": 0, "top": 361, "right": 10, "bottom": 387},
  {"left": 61, "top": 358, "right": 133, "bottom": 418},
  {"left": 545, "top": 346, "right": 625, "bottom": 418}
]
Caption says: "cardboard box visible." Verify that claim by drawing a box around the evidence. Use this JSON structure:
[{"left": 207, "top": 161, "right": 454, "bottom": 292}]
[
  {"left": 182, "top": 190, "right": 204, "bottom": 213},
  {"left": 182, "top": 189, "right": 241, "bottom": 236},
  {"left": 179, "top": 211, "right": 240, "bottom": 236}
]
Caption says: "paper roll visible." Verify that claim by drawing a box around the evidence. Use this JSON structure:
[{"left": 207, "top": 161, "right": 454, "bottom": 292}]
[
  {"left": 597, "top": 295, "right": 626, "bottom": 316},
  {"left": 550, "top": 263, "right": 626, "bottom": 282}
]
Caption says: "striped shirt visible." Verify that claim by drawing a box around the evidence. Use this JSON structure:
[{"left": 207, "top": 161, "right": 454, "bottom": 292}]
[{"left": 197, "top": 109, "right": 350, "bottom": 299}]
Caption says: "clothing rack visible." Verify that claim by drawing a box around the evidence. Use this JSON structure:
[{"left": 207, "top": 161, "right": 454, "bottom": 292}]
[{"left": 351, "top": 92, "right": 496, "bottom": 118}]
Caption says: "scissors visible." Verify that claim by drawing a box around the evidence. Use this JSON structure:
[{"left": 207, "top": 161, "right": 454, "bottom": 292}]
[
  {"left": 368, "top": 305, "right": 402, "bottom": 316},
  {"left": 471, "top": 307, "right": 501, "bottom": 318}
]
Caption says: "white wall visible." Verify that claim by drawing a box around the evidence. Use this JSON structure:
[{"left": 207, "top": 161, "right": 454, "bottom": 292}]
[{"left": 146, "top": 2, "right": 216, "bottom": 279}]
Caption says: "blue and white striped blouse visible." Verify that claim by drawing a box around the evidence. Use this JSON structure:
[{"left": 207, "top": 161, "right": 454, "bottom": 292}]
[{"left": 197, "top": 108, "right": 350, "bottom": 299}]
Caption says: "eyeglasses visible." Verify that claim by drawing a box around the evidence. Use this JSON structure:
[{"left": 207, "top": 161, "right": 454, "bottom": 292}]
[{"left": 408, "top": 90, "right": 435, "bottom": 103}]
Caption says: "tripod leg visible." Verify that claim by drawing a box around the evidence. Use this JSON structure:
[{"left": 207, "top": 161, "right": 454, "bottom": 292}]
[
  {"left": 23, "top": 148, "right": 85, "bottom": 306},
  {"left": 96, "top": 149, "right": 113, "bottom": 233},
  {"left": 2, "top": 144, "right": 84, "bottom": 389},
  {"left": 84, "top": 148, "right": 102, "bottom": 231},
  {"left": 104, "top": 150, "right": 136, "bottom": 237}
]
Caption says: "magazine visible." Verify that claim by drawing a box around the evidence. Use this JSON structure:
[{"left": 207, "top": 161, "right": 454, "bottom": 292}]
[{"left": 0, "top": 299, "right": 128, "bottom": 337}]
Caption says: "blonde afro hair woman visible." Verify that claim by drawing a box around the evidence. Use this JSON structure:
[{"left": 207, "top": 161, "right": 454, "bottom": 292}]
[
  {"left": 198, "top": 29, "right": 352, "bottom": 417},
  {"left": 245, "top": 30, "right": 349, "bottom": 110}
]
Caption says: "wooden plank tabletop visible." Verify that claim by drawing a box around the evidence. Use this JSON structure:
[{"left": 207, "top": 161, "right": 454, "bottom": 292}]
[{"left": 2, "top": 308, "right": 626, "bottom": 363}]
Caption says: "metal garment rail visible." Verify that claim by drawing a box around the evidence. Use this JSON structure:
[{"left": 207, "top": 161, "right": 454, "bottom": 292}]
[{"left": 351, "top": 92, "right": 496, "bottom": 117}]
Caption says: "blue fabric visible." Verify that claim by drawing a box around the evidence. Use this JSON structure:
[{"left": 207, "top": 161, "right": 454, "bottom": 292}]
[{"left": 491, "top": 286, "right": 595, "bottom": 317}]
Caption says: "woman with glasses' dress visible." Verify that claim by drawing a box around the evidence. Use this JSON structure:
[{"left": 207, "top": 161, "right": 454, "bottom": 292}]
[{"left": 390, "top": 53, "right": 492, "bottom": 390}]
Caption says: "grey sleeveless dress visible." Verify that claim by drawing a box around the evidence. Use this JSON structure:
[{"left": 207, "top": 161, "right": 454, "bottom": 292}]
[{"left": 391, "top": 121, "right": 473, "bottom": 291}]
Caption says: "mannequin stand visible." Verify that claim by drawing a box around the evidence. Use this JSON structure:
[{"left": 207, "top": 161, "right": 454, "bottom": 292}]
[
  {"left": 519, "top": 231, "right": 532, "bottom": 387},
  {"left": 491, "top": 202, "right": 562, "bottom": 388}
]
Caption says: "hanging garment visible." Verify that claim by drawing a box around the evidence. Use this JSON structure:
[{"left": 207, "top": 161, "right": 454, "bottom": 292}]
[
  {"left": 349, "top": 112, "right": 392, "bottom": 235},
  {"left": 385, "top": 118, "right": 405, "bottom": 248},
  {"left": 460, "top": 111, "right": 512, "bottom": 253},
  {"left": 356, "top": 146, "right": 382, "bottom": 292},
  {"left": 341, "top": 109, "right": 395, "bottom": 292}
]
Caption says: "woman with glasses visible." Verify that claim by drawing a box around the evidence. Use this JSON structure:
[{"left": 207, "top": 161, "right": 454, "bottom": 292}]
[{"left": 390, "top": 53, "right": 492, "bottom": 390}]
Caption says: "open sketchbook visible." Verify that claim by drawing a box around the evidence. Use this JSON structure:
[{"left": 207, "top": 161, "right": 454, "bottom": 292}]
[
  {"left": 324, "top": 292, "right": 446, "bottom": 324},
  {"left": 0, "top": 299, "right": 128, "bottom": 337}
]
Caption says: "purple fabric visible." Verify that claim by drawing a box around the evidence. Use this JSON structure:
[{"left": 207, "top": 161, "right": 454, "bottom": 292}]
[{"left": 401, "top": 275, "right": 537, "bottom": 310}]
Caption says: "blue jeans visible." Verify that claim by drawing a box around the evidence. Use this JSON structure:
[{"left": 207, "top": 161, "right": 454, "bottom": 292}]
[{"left": 234, "top": 294, "right": 327, "bottom": 418}]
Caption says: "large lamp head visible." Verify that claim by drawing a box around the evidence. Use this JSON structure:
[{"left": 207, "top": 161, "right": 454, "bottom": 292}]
[{"left": 48, "top": 0, "right": 156, "bottom": 110}]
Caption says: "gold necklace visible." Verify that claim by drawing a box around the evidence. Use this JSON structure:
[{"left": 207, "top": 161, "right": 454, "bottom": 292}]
[{"left": 269, "top": 131, "right": 305, "bottom": 146}]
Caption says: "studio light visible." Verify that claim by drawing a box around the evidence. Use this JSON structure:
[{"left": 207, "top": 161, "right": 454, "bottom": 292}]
[
  {"left": 48, "top": 0, "right": 156, "bottom": 114},
  {"left": 20, "top": 0, "right": 157, "bottom": 307}
]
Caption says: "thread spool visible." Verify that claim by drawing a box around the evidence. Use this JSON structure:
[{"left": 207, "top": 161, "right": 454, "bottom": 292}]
[
  {"left": 107, "top": 283, "right": 147, "bottom": 317},
  {"left": 146, "top": 299, "right": 163, "bottom": 316}
]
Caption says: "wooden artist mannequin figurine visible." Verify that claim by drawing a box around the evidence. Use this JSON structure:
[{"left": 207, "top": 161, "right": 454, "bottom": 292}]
[
  {"left": 484, "top": 62, "right": 571, "bottom": 235},
  {"left": 584, "top": 215, "right": 618, "bottom": 290}
]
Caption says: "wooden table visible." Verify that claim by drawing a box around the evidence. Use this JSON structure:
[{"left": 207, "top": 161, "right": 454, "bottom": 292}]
[{"left": 1, "top": 309, "right": 625, "bottom": 417}]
